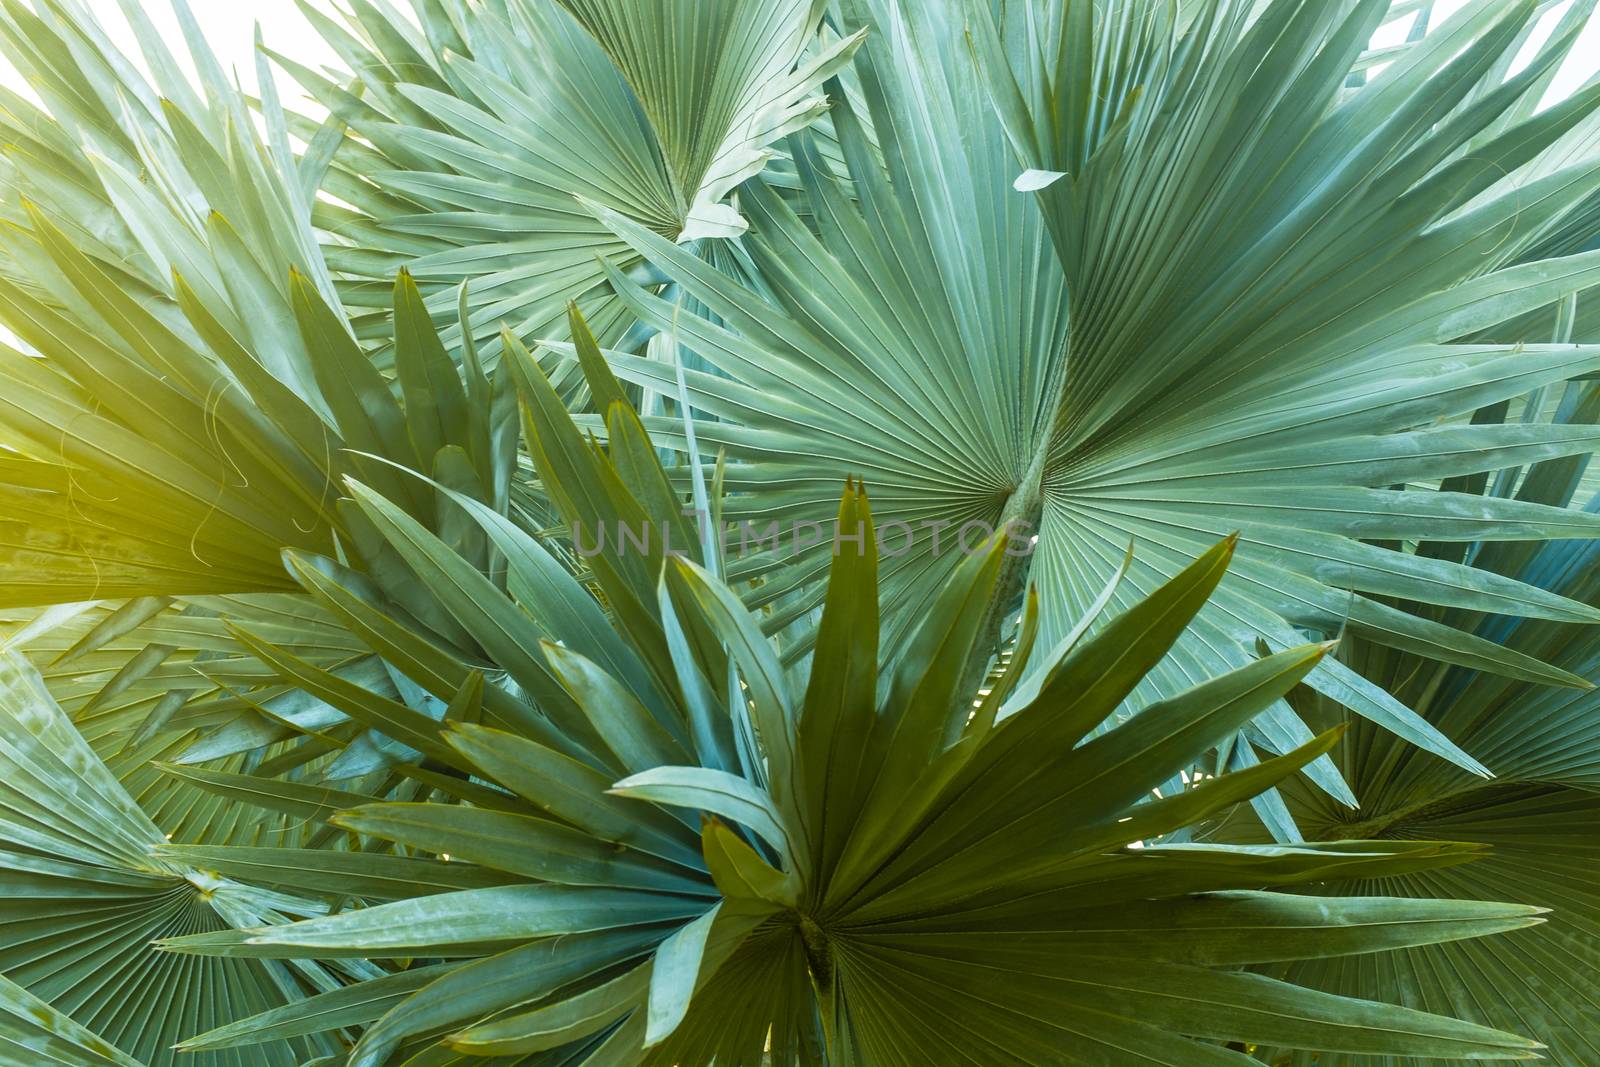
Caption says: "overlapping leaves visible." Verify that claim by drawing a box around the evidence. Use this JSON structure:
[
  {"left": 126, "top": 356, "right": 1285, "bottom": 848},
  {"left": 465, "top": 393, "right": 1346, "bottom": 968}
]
[
  {"left": 156, "top": 341, "right": 1550, "bottom": 1066},
  {"left": 0, "top": 647, "right": 345, "bottom": 1067},
  {"left": 279, "top": 0, "right": 861, "bottom": 356},
  {"left": 1214, "top": 380, "right": 1600, "bottom": 1066},
  {"left": 588, "top": 0, "right": 1600, "bottom": 823},
  {"left": 0, "top": 0, "right": 1598, "bottom": 1064},
  {"left": 0, "top": 973, "right": 146, "bottom": 1067}
]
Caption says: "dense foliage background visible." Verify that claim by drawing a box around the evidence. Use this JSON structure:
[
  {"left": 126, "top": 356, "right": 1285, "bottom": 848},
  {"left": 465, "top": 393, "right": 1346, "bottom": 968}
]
[{"left": 3, "top": 0, "right": 1600, "bottom": 1064}]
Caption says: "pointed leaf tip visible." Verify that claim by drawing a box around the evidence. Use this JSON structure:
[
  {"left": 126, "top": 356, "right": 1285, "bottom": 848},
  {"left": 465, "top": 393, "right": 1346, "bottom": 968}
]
[{"left": 1014, "top": 168, "right": 1068, "bottom": 191}]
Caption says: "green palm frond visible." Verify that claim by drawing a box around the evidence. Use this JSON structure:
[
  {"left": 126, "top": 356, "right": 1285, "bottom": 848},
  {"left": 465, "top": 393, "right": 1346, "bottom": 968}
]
[
  {"left": 279, "top": 0, "right": 860, "bottom": 357},
  {"left": 1213, "top": 434, "right": 1600, "bottom": 1066},
  {"left": 0, "top": 973, "right": 146, "bottom": 1067},
  {"left": 2, "top": 0, "right": 1600, "bottom": 1063},
  {"left": 0, "top": 592, "right": 457, "bottom": 820},
  {"left": 0, "top": 0, "right": 537, "bottom": 608},
  {"left": 0, "top": 6, "right": 544, "bottom": 1036},
  {"left": 0, "top": 648, "right": 349, "bottom": 1066},
  {"left": 584, "top": 0, "right": 1600, "bottom": 814},
  {"left": 0, "top": 0, "right": 339, "bottom": 604},
  {"left": 157, "top": 344, "right": 1548, "bottom": 1066}
]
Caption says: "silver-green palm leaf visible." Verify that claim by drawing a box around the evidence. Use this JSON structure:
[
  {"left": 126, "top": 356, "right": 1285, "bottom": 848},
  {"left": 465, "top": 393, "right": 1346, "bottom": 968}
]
[
  {"left": 2, "top": 0, "right": 1600, "bottom": 1064},
  {"left": 0, "top": 648, "right": 349, "bottom": 1067},
  {"left": 157, "top": 345, "right": 1550, "bottom": 1067},
  {"left": 586, "top": 0, "right": 1600, "bottom": 819},
  {"left": 280, "top": 0, "right": 860, "bottom": 358},
  {"left": 1215, "top": 424, "right": 1600, "bottom": 1065}
]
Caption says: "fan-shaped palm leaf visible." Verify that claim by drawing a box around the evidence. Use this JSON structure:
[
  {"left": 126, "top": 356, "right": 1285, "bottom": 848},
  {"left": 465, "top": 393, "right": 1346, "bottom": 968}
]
[
  {"left": 0, "top": 647, "right": 347, "bottom": 1066},
  {"left": 1212, "top": 389, "right": 1600, "bottom": 1065},
  {"left": 278, "top": 0, "right": 860, "bottom": 357},
  {"left": 584, "top": 0, "right": 1600, "bottom": 817},
  {"left": 3, "top": 1, "right": 1600, "bottom": 1063},
  {"left": 159, "top": 343, "right": 1548, "bottom": 1065},
  {"left": 0, "top": 974, "right": 146, "bottom": 1067},
  {"left": 0, "top": 0, "right": 538, "bottom": 608}
]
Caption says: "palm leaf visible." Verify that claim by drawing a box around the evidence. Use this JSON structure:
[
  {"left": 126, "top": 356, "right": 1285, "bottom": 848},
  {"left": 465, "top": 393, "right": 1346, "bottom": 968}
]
[
  {"left": 1216, "top": 436, "right": 1600, "bottom": 1065},
  {"left": 0, "top": 974, "right": 146, "bottom": 1067},
  {"left": 1, "top": 2, "right": 1599, "bottom": 1063},
  {"left": 0, "top": 648, "right": 343, "bottom": 1066},
  {"left": 155, "top": 330, "right": 1548, "bottom": 1066},
  {"left": 584, "top": 0, "right": 1600, "bottom": 803},
  {"left": 278, "top": 0, "right": 860, "bottom": 358}
]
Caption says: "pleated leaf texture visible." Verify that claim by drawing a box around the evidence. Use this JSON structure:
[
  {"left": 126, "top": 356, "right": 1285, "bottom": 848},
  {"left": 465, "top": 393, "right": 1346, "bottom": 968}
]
[
  {"left": 151, "top": 344, "right": 1551, "bottom": 1067},
  {"left": 0, "top": 649, "right": 349, "bottom": 1066},
  {"left": 1213, "top": 424, "right": 1600, "bottom": 1066},
  {"left": 1, "top": 0, "right": 1600, "bottom": 1065},
  {"left": 588, "top": 0, "right": 1600, "bottom": 815}
]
